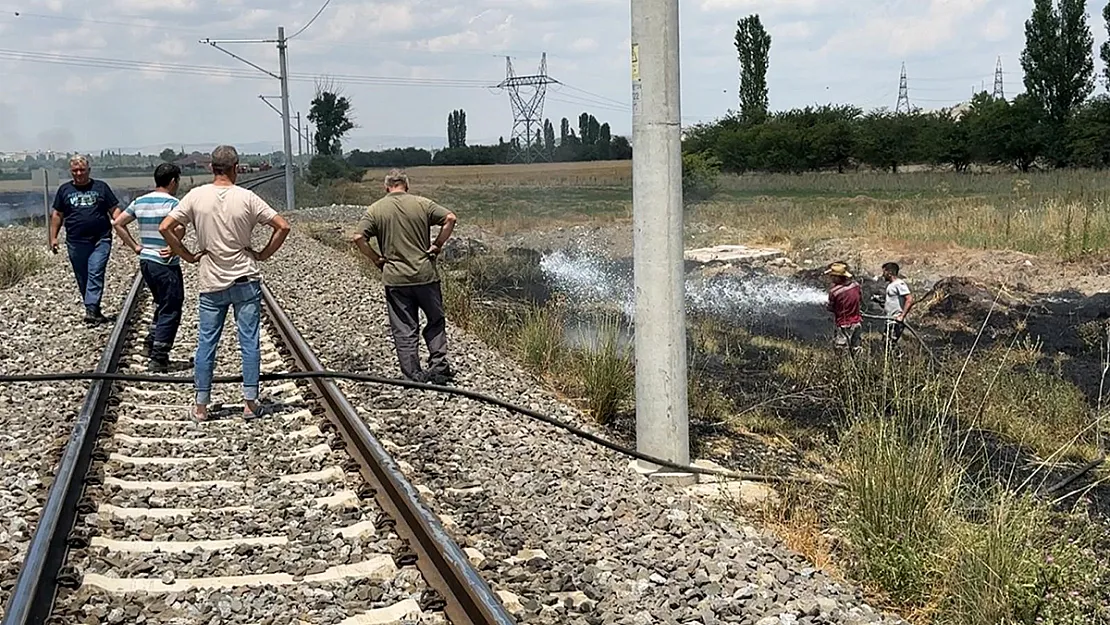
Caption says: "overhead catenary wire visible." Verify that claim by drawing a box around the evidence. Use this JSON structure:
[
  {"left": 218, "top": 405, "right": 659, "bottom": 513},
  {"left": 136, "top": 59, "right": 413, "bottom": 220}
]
[{"left": 286, "top": 0, "right": 332, "bottom": 40}]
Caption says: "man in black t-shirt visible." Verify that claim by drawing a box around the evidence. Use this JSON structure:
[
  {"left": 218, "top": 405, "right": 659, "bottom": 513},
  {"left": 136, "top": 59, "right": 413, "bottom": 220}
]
[{"left": 48, "top": 155, "right": 122, "bottom": 324}]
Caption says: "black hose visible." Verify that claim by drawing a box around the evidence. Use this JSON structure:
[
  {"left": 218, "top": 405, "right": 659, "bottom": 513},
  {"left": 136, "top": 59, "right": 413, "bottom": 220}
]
[
  {"left": 0, "top": 369, "right": 839, "bottom": 488},
  {"left": 1043, "top": 453, "right": 1107, "bottom": 496},
  {"left": 860, "top": 312, "right": 939, "bottom": 367}
]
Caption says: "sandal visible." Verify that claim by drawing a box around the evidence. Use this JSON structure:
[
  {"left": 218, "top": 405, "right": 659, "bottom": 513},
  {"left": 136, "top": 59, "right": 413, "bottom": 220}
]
[{"left": 243, "top": 402, "right": 270, "bottom": 421}]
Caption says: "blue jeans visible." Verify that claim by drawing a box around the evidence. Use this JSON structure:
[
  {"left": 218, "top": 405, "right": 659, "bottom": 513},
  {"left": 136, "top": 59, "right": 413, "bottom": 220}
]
[
  {"left": 194, "top": 280, "right": 262, "bottom": 406},
  {"left": 139, "top": 260, "right": 184, "bottom": 348},
  {"left": 66, "top": 235, "right": 112, "bottom": 307}
]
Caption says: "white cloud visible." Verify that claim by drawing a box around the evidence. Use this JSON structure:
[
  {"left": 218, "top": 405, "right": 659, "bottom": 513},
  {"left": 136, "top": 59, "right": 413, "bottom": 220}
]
[
  {"left": 0, "top": 0, "right": 1027, "bottom": 152},
  {"left": 983, "top": 8, "right": 1009, "bottom": 42},
  {"left": 45, "top": 25, "right": 108, "bottom": 50},
  {"left": 155, "top": 38, "right": 188, "bottom": 59},
  {"left": 318, "top": 2, "right": 414, "bottom": 40},
  {"left": 112, "top": 0, "right": 198, "bottom": 13},
  {"left": 570, "top": 37, "right": 598, "bottom": 52},
  {"left": 819, "top": 0, "right": 993, "bottom": 57},
  {"left": 61, "top": 74, "right": 110, "bottom": 94},
  {"left": 774, "top": 21, "right": 814, "bottom": 41},
  {"left": 699, "top": 0, "right": 826, "bottom": 14}
]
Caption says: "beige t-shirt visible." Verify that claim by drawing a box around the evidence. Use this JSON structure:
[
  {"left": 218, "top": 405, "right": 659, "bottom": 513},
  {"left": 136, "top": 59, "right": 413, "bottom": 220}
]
[{"left": 167, "top": 183, "right": 277, "bottom": 293}]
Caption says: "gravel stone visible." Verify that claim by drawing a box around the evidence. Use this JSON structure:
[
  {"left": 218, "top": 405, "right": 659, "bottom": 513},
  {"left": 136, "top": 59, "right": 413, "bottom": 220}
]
[{"left": 0, "top": 226, "right": 135, "bottom": 617}]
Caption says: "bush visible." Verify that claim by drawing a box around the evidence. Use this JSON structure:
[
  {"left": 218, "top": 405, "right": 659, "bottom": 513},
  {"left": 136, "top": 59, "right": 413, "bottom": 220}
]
[
  {"left": 0, "top": 241, "right": 46, "bottom": 289},
  {"left": 682, "top": 151, "right": 721, "bottom": 203},
  {"left": 578, "top": 317, "right": 633, "bottom": 424},
  {"left": 306, "top": 155, "right": 364, "bottom": 185}
]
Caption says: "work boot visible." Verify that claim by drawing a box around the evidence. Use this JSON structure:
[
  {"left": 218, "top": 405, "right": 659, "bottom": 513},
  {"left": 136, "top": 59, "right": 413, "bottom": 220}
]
[
  {"left": 84, "top": 306, "right": 110, "bottom": 325},
  {"left": 148, "top": 342, "right": 171, "bottom": 373}
]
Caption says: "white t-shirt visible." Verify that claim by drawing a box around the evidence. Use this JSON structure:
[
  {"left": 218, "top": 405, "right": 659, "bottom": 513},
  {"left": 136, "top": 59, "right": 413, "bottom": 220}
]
[
  {"left": 885, "top": 278, "right": 911, "bottom": 318},
  {"left": 167, "top": 183, "right": 277, "bottom": 293}
]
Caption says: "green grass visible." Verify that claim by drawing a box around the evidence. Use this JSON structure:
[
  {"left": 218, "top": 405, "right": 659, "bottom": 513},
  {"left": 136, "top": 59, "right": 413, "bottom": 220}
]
[
  {"left": 0, "top": 241, "right": 46, "bottom": 289},
  {"left": 518, "top": 305, "right": 565, "bottom": 372}
]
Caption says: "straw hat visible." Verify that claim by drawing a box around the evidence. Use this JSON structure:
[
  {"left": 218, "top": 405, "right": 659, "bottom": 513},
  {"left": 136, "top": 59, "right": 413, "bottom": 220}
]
[{"left": 824, "top": 262, "right": 853, "bottom": 278}]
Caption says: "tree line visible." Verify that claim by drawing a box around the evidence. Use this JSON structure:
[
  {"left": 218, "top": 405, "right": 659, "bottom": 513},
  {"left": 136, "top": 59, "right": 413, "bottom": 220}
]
[
  {"left": 346, "top": 110, "right": 631, "bottom": 169},
  {"left": 685, "top": 0, "right": 1110, "bottom": 174}
]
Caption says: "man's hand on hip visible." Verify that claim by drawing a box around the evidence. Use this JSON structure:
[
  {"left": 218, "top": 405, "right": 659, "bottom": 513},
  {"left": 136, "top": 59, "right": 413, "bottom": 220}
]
[{"left": 182, "top": 250, "right": 207, "bottom": 264}]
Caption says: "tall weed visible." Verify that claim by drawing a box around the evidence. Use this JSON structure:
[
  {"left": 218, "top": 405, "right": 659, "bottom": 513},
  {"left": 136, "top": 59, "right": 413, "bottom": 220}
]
[
  {"left": 518, "top": 306, "right": 564, "bottom": 372},
  {"left": 578, "top": 316, "right": 634, "bottom": 424}
]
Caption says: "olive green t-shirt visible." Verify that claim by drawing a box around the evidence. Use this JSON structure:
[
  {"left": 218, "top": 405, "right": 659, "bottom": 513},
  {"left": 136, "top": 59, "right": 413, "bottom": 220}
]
[{"left": 356, "top": 192, "right": 452, "bottom": 286}]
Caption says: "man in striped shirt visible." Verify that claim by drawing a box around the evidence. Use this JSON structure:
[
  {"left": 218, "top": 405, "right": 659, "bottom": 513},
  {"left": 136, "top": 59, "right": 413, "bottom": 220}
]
[{"left": 113, "top": 163, "right": 186, "bottom": 372}]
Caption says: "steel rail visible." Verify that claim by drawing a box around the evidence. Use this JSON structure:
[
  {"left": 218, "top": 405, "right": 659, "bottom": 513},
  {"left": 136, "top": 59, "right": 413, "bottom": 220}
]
[
  {"left": 1, "top": 271, "right": 145, "bottom": 625},
  {"left": 260, "top": 283, "right": 515, "bottom": 625},
  {"left": 2, "top": 168, "right": 290, "bottom": 624}
]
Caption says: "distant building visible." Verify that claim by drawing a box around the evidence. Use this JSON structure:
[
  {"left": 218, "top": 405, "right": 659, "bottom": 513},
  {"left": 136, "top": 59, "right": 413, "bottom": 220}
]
[{"left": 175, "top": 153, "right": 212, "bottom": 172}]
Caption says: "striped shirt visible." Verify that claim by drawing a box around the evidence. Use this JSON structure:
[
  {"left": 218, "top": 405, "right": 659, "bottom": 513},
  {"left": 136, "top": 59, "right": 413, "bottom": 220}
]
[{"left": 124, "top": 191, "right": 180, "bottom": 266}]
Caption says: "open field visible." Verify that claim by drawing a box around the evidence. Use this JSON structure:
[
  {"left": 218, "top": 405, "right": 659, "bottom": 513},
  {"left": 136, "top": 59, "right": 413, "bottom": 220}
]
[
  {"left": 0, "top": 176, "right": 155, "bottom": 192},
  {"left": 359, "top": 160, "right": 632, "bottom": 186}
]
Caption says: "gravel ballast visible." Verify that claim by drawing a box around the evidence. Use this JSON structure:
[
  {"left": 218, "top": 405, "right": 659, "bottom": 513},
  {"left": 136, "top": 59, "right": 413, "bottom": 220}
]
[
  {"left": 265, "top": 222, "right": 906, "bottom": 625},
  {"left": 0, "top": 226, "right": 137, "bottom": 615}
]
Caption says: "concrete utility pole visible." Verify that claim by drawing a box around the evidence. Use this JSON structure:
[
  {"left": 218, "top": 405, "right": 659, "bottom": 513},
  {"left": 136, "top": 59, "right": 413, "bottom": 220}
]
[
  {"left": 277, "top": 27, "right": 295, "bottom": 209},
  {"left": 296, "top": 111, "right": 304, "bottom": 176},
  {"left": 630, "top": 0, "right": 689, "bottom": 468},
  {"left": 200, "top": 29, "right": 295, "bottom": 207}
]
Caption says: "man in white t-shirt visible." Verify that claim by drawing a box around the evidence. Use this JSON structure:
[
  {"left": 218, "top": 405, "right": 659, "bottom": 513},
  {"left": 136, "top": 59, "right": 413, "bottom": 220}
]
[
  {"left": 159, "top": 145, "right": 291, "bottom": 422},
  {"left": 881, "top": 261, "right": 914, "bottom": 348}
]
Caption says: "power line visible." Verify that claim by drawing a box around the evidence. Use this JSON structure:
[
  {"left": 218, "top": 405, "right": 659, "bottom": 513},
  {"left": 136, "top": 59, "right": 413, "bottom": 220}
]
[
  {"left": 556, "top": 83, "right": 629, "bottom": 108},
  {"left": 547, "top": 96, "right": 628, "bottom": 114},
  {"left": 0, "top": 49, "right": 494, "bottom": 88},
  {"left": 287, "top": 0, "right": 332, "bottom": 40}
]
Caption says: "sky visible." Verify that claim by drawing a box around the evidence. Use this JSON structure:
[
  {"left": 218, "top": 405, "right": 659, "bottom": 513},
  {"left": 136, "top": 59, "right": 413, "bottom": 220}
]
[{"left": 0, "top": 0, "right": 1100, "bottom": 155}]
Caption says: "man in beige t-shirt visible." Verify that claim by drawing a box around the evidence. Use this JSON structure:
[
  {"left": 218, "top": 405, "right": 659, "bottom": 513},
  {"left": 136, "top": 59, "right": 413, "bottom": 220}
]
[
  {"left": 160, "top": 145, "right": 291, "bottom": 421},
  {"left": 352, "top": 168, "right": 457, "bottom": 384}
]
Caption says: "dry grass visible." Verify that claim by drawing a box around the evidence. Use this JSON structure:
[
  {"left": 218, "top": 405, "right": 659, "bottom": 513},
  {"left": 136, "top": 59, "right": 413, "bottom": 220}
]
[
  {"left": 757, "top": 482, "right": 838, "bottom": 575},
  {"left": 691, "top": 171, "right": 1110, "bottom": 260},
  {"left": 0, "top": 175, "right": 155, "bottom": 193},
  {"left": 306, "top": 164, "right": 1110, "bottom": 259},
  {"left": 360, "top": 161, "right": 632, "bottom": 186},
  {"left": 0, "top": 240, "right": 46, "bottom": 288}
]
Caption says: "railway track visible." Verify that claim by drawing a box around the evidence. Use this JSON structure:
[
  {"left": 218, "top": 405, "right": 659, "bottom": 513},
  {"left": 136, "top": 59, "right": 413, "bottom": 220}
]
[{"left": 1, "top": 174, "right": 513, "bottom": 625}]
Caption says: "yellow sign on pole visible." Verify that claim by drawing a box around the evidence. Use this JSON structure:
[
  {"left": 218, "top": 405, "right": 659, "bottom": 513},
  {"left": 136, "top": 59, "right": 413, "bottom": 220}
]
[{"left": 631, "top": 43, "right": 640, "bottom": 81}]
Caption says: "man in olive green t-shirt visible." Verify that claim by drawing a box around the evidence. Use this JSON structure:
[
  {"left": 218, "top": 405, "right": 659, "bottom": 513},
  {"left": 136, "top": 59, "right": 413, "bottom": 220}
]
[{"left": 352, "top": 169, "right": 458, "bottom": 383}]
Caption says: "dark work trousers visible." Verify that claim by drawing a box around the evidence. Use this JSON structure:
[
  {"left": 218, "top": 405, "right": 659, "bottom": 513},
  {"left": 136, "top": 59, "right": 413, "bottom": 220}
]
[
  {"left": 385, "top": 282, "right": 449, "bottom": 381},
  {"left": 139, "top": 260, "right": 184, "bottom": 359}
]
